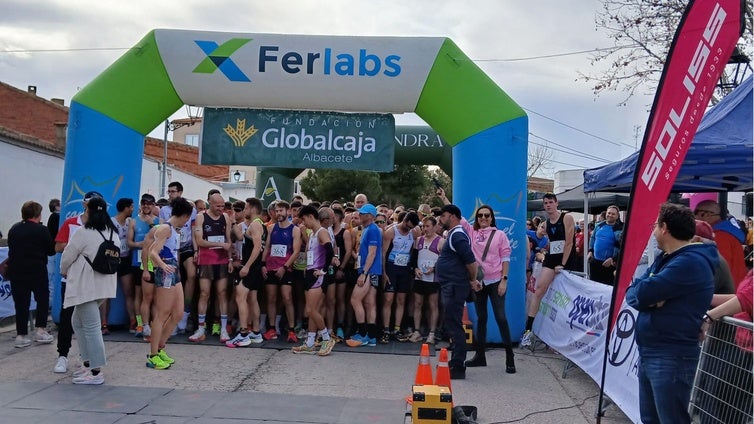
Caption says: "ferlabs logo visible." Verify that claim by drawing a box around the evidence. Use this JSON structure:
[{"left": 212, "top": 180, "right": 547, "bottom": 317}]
[{"left": 193, "top": 38, "right": 252, "bottom": 82}]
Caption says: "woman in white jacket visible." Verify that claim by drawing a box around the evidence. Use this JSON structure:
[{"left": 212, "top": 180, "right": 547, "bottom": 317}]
[{"left": 60, "top": 196, "right": 118, "bottom": 385}]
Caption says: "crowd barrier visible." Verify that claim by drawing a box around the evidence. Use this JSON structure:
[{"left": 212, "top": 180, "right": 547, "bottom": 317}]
[{"left": 690, "top": 316, "right": 753, "bottom": 424}]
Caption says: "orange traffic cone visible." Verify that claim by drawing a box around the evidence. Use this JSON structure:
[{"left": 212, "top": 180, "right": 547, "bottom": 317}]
[
  {"left": 435, "top": 347, "right": 452, "bottom": 392},
  {"left": 406, "top": 343, "right": 434, "bottom": 404},
  {"left": 462, "top": 305, "right": 472, "bottom": 325}
]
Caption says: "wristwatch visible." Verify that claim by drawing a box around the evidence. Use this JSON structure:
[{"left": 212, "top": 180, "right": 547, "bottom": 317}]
[{"left": 502, "top": 275, "right": 508, "bottom": 280}]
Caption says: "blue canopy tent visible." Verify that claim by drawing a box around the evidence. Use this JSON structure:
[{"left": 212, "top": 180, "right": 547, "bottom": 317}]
[{"left": 584, "top": 75, "right": 753, "bottom": 194}]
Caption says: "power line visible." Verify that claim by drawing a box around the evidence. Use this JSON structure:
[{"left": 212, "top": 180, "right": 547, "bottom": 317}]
[
  {"left": 528, "top": 140, "right": 611, "bottom": 164},
  {"left": 472, "top": 44, "right": 640, "bottom": 62},
  {"left": 525, "top": 108, "right": 635, "bottom": 149},
  {"left": 529, "top": 132, "right": 614, "bottom": 163}
]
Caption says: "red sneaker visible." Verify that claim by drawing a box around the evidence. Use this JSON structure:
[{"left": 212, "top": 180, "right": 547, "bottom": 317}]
[
  {"left": 262, "top": 328, "right": 278, "bottom": 340},
  {"left": 287, "top": 330, "right": 298, "bottom": 343}
]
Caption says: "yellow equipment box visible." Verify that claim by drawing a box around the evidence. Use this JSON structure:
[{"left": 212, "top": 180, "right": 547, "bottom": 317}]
[
  {"left": 464, "top": 324, "right": 473, "bottom": 346},
  {"left": 411, "top": 384, "right": 453, "bottom": 423}
]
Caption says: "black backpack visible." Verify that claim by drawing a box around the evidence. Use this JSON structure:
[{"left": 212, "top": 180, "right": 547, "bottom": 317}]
[{"left": 85, "top": 229, "right": 121, "bottom": 274}]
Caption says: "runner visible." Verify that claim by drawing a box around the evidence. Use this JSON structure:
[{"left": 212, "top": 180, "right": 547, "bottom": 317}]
[
  {"left": 409, "top": 216, "right": 444, "bottom": 344},
  {"left": 346, "top": 203, "right": 382, "bottom": 347},
  {"left": 127, "top": 194, "right": 159, "bottom": 339}
]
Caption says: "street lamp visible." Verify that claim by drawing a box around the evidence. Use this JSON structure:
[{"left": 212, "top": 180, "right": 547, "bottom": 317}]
[{"left": 233, "top": 170, "right": 242, "bottom": 182}]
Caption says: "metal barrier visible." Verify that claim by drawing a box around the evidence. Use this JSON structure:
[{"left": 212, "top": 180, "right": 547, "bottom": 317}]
[{"left": 690, "top": 316, "right": 753, "bottom": 424}]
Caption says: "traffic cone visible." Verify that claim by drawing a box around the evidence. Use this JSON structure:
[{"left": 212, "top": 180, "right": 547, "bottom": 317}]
[
  {"left": 462, "top": 305, "right": 471, "bottom": 325},
  {"left": 435, "top": 347, "right": 452, "bottom": 392},
  {"left": 406, "top": 343, "right": 434, "bottom": 404}
]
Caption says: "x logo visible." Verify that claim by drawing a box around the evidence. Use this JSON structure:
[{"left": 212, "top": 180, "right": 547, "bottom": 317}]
[{"left": 193, "top": 38, "right": 252, "bottom": 82}]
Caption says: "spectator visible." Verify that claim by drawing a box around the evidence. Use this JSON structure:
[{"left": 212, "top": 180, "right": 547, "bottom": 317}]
[
  {"left": 7, "top": 201, "right": 55, "bottom": 348},
  {"left": 694, "top": 220, "right": 735, "bottom": 295},
  {"left": 47, "top": 198, "right": 61, "bottom": 240},
  {"left": 588, "top": 205, "right": 623, "bottom": 285},
  {"left": 626, "top": 203, "right": 717, "bottom": 423},
  {"left": 60, "top": 196, "right": 119, "bottom": 385},
  {"left": 695, "top": 200, "right": 747, "bottom": 285}
]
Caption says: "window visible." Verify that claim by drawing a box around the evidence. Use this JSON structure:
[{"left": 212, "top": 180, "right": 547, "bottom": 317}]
[{"left": 185, "top": 134, "right": 199, "bottom": 147}]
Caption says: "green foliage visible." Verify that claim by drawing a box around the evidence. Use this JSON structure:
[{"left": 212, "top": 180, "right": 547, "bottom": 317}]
[
  {"left": 378, "top": 164, "right": 431, "bottom": 208},
  {"left": 299, "top": 169, "right": 381, "bottom": 203}
]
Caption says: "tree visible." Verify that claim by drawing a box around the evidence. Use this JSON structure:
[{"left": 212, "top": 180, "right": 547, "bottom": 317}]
[
  {"left": 528, "top": 143, "right": 554, "bottom": 178},
  {"left": 378, "top": 164, "right": 431, "bottom": 207},
  {"left": 581, "top": 0, "right": 752, "bottom": 104},
  {"left": 299, "top": 169, "right": 381, "bottom": 203}
]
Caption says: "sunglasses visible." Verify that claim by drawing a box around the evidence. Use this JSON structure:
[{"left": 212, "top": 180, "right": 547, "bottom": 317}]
[
  {"left": 233, "top": 208, "right": 243, "bottom": 213},
  {"left": 375, "top": 220, "right": 386, "bottom": 224},
  {"left": 477, "top": 213, "right": 491, "bottom": 218}
]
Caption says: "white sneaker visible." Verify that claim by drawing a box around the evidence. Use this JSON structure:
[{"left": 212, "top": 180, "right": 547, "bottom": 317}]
[
  {"left": 35, "top": 330, "right": 54, "bottom": 344},
  {"left": 15, "top": 335, "right": 31, "bottom": 348},
  {"left": 249, "top": 332, "right": 264, "bottom": 344},
  {"left": 225, "top": 333, "right": 251, "bottom": 348},
  {"left": 520, "top": 330, "right": 533, "bottom": 347},
  {"left": 143, "top": 324, "right": 152, "bottom": 341},
  {"left": 72, "top": 370, "right": 104, "bottom": 385},
  {"left": 72, "top": 364, "right": 90, "bottom": 378},
  {"left": 220, "top": 328, "right": 230, "bottom": 343},
  {"left": 426, "top": 332, "right": 436, "bottom": 344},
  {"left": 54, "top": 356, "right": 69, "bottom": 373},
  {"left": 189, "top": 326, "right": 206, "bottom": 342}
]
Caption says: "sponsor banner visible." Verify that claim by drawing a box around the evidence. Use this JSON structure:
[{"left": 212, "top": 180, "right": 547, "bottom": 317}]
[
  {"left": 201, "top": 108, "right": 395, "bottom": 171},
  {"left": 533, "top": 271, "right": 612, "bottom": 380},
  {"left": 535, "top": 272, "right": 640, "bottom": 423},
  {"left": 612, "top": 0, "right": 742, "bottom": 328},
  {"left": 154, "top": 30, "right": 444, "bottom": 113}
]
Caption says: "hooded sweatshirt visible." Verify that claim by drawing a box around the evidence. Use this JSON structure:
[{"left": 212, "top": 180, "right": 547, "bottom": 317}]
[{"left": 626, "top": 242, "right": 718, "bottom": 358}]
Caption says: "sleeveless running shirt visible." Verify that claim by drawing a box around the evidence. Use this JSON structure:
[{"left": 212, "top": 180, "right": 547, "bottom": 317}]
[
  {"left": 387, "top": 226, "right": 414, "bottom": 266},
  {"left": 132, "top": 215, "right": 159, "bottom": 266},
  {"left": 156, "top": 223, "right": 180, "bottom": 260},
  {"left": 307, "top": 227, "right": 328, "bottom": 271},
  {"left": 547, "top": 212, "right": 567, "bottom": 256},
  {"left": 242, "top": 218, "right": 268, "bottom": 266},
  {"left": 416, "top": 235, "right": 441, "bottom": 282},
  {"left": 198, "top": 212, "right": 229, "bottom": 265},
  {"left": 267, "top": 222, "right": 295, "bottom": 270}
]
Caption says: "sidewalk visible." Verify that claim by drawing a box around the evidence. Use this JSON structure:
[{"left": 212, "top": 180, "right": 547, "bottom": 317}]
[{"left": 0, "top": 327, "right": 633, "bottom": 423}]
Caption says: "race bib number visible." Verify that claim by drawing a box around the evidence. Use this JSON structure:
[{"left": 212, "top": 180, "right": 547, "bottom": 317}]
[
  {"left": 307, "top": 250, "right": 314, "bottom": 266},
  {"left": 271, "top": 244, "right": 287, "bottom": 258},
  {"left": 134, "top": 249, "right": 142, "bottom": 264},
  {"left": 295, "top": 251, "right": 307, "bottom": 266},
  {"left": 180, "top": 228, "right": 191, "bottom": 244},
  {"left": 393, "top": 253, "right": 409, "bottom": 267},
  {"left": 550, "top": 240, "right": 565, "bottom": 255},
  {"left": 208, "top": 235, "right": 225, "bottom": 249}
]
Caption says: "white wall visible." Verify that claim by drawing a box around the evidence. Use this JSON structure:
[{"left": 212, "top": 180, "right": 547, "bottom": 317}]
[
  {"left": 0, "top": 142, "right": 64, "bottom": 235},
  {"left": 554, "top": 169, "right": 585, "bottom": 194}
]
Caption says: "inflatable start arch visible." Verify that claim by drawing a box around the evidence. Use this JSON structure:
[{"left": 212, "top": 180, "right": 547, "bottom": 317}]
[{"left": 61, "top": 30, "right": 529, "bottom": 341}]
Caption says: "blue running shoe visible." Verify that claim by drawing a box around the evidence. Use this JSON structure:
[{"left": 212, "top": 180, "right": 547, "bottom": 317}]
[
  {"left": 346, "top": 334, "right": 365, "bottom": 347},
  {"left": 366, "top": 337, "right": 377, "bottom": 347}
]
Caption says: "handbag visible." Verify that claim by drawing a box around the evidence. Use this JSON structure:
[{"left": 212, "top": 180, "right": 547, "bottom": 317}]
[{"left": 476, "top": 230, "right": 496, "bottom": 281}]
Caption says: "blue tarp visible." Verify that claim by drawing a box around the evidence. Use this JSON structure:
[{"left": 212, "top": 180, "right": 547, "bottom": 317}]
[{"left": 584, "top": 76, "right": 753, "bottom": 193}]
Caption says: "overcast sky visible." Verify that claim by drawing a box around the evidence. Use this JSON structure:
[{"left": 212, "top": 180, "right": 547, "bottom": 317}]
[{"left": 0, "top": 0, "right": 656, "bottom": 179}]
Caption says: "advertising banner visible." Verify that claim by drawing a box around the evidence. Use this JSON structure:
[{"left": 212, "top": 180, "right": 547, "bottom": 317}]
[
  {"left": 201, "top": 108, "right": 395, "bottom": 171},
  {"left": 534, "top": 271, "right": 640, "bottom": 423}
]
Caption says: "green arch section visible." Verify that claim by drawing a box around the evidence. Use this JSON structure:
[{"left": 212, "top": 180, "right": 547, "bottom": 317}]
[
  {"left": 415, "top": 38, "right": 525, "bottom": 146},
  {"left": 72, "top": 30, "right": 183, "bottom": 135}
]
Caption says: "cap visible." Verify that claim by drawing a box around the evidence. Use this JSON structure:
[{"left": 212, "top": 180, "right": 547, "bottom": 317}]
[
  {"left": 140, "top": 193, "right": 156, "bottom": 204},
  {"left": 695, "top": 219, "right": 715, "bottom": 240},
  {"left": 358, "top": 203, "right": 378, "bottom": 216},
  {"left": 83, "top": 191, "right": 103, "bottom": 202},
  {"left": 440, "top": 204, "right": 462, "bottom": 219}
]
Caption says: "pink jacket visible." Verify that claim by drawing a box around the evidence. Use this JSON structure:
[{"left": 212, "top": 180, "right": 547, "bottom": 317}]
[{"left": 461, "top": 219, "right": 511, "bottom": 282}]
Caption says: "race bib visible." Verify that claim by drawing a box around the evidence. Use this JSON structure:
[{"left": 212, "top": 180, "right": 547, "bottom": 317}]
[
  {"left": 271, "top": 244, "right": 287, "bottom": 257},
  {"left": 120, "top": 239, "right": 129, "bottom": 252},
  {"left": 133, "top": 249, "right": 142, "bottom": 264},
  {"left": 295, "top": 251, "right": 307, "bottom": 266},
  {"left": 306, "top": 250, "right": 314, "bottom": 266},
  {"left": 394, "top": 253, "right": 409, "bottom": 267},
  {"left": 208, "top": 235, "right": 225, "bottom": 249},
  {"left": 180, "top": 228, "right": 191, "bottom": 244},
  {"left": 550, "top": 240, "right": 565, "bottom": 255}
]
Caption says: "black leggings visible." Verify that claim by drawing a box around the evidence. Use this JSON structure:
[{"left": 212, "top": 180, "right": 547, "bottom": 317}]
[
  {"left": 11, "top": 277, "right": 49, "bottom": 336},
  {"left": 474, "top": 281, "right": 513, "bottom": 347},
  {"left": 56, "top": 282, "right": 74, "bottom": 357}
]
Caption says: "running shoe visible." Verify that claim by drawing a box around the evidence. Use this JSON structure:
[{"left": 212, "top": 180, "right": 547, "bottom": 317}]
[
  {"left": 292, "top": 343, "right": 318, "bottom": 354},
  {"left": 346, "top": 334, "right": 365, "bottom": 347},
  {"left": 336, "top": 327, "right": 345, "bottom": 340},
  {"left": 226, "top": 333, "right": 252, "bottom": 348},
  {"left": 35, "top": 330, "right": 54, "bottom": 344},
  {"left": 366, "top": 337, "right": 377, "bottom": 347},
  {"left": 72, "top": 370, "right": 104, "bottom": 385},
  {"left": 408, "top": 330, "right": 423, "bottom": 343},
  {"left": 211, "top": 323, "right": 221, "bottom": 336},
  {"left": 287, "top": 330, "right": 298, "bottom": 343},
  {"left": 135, "top": 325, "right": 143, "bottom": 338},
  {"left": 262, "top": 328, "right": 278, "bottom": 340},
  {"left": 220, "top": 328, "right": 230, "bottom": 343},
  {"left": 330, "top": 330, "right": 342, "bottom": 344},
  {"left": 249, "top": 332, "right": 264, "bottom": 344},
  {"left": 72, "top": 365, "right": 90, "bottom": 378},
  {"left": 53, "top": 356, "right": 68, "bottom": 373},
  {"left": 378, "top": 331, "right": 390, "bottom": 344},
  {"left": 395, "top": 330, "right": 410, "bottom": 342},
  {"left": 189, "top": 326, "right": 206, "bottom": 342},
  {"left": 14, "top": 335, "right": 31, "bottom": 348},
  {"left": 426, "top": 332, "right": 436, "bottom": 345},
  {"left": 296, "top": 327, "right": 307, "bottom": 339},
  {"left": 158, "top": 349, "right": 175, "bottom": 365},
  {"left": 520, "top": 330, "right": 533, "bottom": 348},
  {"left": 146, "top": 354, "right": 171, "bottom": 370},
  {"left": 101, "top": 325, "right": 110, "bottom": 335},
  {"left": 143, "top": 324, "right": 152, "bottom": 342},
  {"left": 318, "top": 339, "right": 335, "bottom": 356},
  {"left": 129, "top": 321, "right": 137, "bottom": 334}
]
